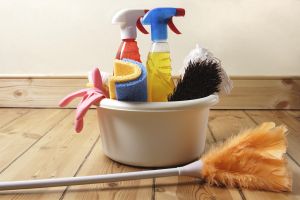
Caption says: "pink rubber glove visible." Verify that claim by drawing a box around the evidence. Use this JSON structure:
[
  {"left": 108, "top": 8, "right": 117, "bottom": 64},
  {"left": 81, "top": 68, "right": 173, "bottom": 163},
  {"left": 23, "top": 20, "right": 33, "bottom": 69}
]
[{"left": 59, "top": 68, "right": 108, "bottom": 133}]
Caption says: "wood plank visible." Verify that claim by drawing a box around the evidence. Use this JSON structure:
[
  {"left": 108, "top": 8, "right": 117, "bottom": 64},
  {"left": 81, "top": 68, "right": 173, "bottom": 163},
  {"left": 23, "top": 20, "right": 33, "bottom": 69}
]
[
  {"left": 0, "top": 76, "right": 299, "bottom": 109},
  {"left": 0, "top": 78, "right": 87, "bottom": 108},
  {"left": 245, "top": 110, "right": 300, "bottom": 164},
  {"left": 209, "top": 110, "right": 300, "bottom": 200},
  {"left": 286, "top": 111, "right": 300, "bottom": 121},
  {"left": 155, "top": 128, "right": 243, "bottom": 200},
  {"left": 0, "top": 109, "right": 71, "bottom": 172},
  {"left": 216, "top": 79, "right": 300, "bottom": 109},
  {"left": 209, "top": 110, "right": 256, "bottom": 140},
  {"left": 0, "top": 110, "right": 99, "bottom": 200},
  {"left": 155, "top": 176, "right": 242, "bottom": 200},
  {"left": 0, "top": 108, "right": 29, "bottom": 128},
  {"left": 289, "top": 157, "right": 300, "bottom": 198},
  {"left": 61, "top": 142, "right": 153, "bottom": 200},
  {"left": 155, "top": 174, "right": 242, "bottom": 200}
]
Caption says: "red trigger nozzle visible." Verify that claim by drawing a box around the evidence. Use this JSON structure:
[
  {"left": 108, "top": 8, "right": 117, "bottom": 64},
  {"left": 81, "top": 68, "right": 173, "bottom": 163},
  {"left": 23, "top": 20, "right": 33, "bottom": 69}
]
[
  {"left": 136, "top": 17, "right": 148, "bottom": 34},
  {"left": 176, "top": 8, "right": 185, "bottom": 16},
  {"left": 168, "top": 8, "right": 185, "bottom": 34},
  {"left": 168, "top": 18, "right": 181, "bottom": 34}
]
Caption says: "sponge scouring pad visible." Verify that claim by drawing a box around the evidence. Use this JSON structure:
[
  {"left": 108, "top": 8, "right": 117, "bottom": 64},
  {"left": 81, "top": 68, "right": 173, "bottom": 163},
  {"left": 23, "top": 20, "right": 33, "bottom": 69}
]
[
  {"left": 115, "top": 59, "right": 147, "bottom": 101},
  {"left": 108, "top": 60, "right": 142, "bottom": 99}
]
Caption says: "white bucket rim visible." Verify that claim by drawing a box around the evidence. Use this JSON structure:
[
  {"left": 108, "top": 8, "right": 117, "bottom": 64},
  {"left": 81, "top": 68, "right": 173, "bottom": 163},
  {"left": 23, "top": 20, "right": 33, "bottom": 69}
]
[{"left": 99, "top": 94, "right": 219, "bottom": 111}]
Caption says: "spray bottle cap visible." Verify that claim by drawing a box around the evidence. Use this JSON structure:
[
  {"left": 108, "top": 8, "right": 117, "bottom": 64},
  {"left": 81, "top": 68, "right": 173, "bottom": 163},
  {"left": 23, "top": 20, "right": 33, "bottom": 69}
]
[
  {"left": 142, "top": 7, "right": 185, "bottom": 42},
  {"left": 112, "top": 9, "right": 149, "bottom": 40}
]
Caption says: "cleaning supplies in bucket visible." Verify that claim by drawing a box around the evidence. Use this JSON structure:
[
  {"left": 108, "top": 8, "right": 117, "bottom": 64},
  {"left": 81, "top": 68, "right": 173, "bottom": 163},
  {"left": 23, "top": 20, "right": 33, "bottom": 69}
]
[
  {"left": 142, "top": 7, "right": 185, "bottom": 102},
  {"left": 108, "top": 59, "right": 147, "bottom": 101},
  {"left": 0, "top": 122, "right": 291, "bottom": 192},
  {"left": 59, "top": 8, "right": 228, "bottom": 166},
  {"left": 112, "top": 9, "right": 149, "bottom": 62}
]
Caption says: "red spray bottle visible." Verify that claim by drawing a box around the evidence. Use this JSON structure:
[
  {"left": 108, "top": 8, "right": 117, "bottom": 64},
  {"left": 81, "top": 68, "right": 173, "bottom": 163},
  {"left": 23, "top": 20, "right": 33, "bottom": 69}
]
[{"left": 112, "top": 9, "right": 148, "bottom": 62}]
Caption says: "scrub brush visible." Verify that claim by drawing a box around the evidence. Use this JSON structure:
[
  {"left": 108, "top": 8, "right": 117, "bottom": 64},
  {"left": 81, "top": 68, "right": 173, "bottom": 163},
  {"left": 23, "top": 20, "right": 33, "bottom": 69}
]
[
  {"left": 182, "top": 44, "right": 233, "bottom": 95},
  {"left": 168, "top": 59, "right": 222, "bottom": 101},
  {"left": 169, "top": 45, "right": 232, "bottom": 101},
  {"left": 0, "top": 122, "right": 291, "bottom": 192}
]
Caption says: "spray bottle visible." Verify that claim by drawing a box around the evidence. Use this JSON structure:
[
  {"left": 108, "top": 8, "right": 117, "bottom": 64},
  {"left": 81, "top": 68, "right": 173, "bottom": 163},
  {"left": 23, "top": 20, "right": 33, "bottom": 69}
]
[
  {"left": 142, "top": 7, "right": 185, "bottom": 102},
  {"left": 112, "top": 9, "right": 148, "bottom": 62}
]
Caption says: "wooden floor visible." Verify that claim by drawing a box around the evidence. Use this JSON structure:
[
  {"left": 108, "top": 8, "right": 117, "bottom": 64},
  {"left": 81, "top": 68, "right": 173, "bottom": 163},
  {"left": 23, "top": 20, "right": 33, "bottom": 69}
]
[{"left": 0, "top": 108, "right": 299, "bottom": 200}]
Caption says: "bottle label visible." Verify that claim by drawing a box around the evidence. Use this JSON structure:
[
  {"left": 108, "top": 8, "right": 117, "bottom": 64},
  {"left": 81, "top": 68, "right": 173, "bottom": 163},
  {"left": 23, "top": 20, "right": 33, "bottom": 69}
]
[
  {"left": 146, "top": 52, "right": 174, "bottom": 102},
  {"left": 116, "top": 41, "right": 141, "bottom": 62}
]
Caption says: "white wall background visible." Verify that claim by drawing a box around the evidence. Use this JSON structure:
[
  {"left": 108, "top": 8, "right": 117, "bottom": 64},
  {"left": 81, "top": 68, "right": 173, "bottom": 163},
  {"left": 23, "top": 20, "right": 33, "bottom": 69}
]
[{"left": 0, "top": 0, "right": 299, "bottom": 76}]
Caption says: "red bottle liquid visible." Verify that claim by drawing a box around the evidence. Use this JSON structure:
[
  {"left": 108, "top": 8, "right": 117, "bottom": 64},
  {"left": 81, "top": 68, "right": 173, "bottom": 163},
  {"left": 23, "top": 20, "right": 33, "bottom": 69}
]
[{"left": 116, "top": 39, "right": 141, "bottom": 62}]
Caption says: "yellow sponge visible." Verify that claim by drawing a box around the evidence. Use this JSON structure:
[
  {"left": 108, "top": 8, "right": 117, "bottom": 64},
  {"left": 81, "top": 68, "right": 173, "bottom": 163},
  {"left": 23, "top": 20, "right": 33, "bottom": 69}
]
[{"left": 109, "top": 60, "right": 141, "bottom": 99}]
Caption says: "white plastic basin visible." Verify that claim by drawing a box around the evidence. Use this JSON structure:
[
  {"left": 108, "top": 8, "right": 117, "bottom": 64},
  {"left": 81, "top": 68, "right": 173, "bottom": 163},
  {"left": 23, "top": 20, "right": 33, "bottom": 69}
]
[{"left": 97, "top": 94, "right": 219, "bottom": 167}]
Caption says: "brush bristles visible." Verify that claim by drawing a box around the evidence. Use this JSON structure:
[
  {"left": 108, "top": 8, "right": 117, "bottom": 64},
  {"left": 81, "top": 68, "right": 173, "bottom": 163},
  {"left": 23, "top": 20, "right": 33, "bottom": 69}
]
[
  {"left": 168, "top": 59, "right": 222, "bottom": 101},
  {"left": 201, "top": 122, "right": 292, "bottom": 192}
]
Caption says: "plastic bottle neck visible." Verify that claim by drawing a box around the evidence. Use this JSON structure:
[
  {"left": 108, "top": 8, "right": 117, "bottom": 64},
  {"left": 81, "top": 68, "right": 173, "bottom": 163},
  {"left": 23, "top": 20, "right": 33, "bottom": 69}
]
[
  {"left": 122, "top": 38, "right": 136, "bottom": 42},
  {"left": 152, "top": 39, "right": 168, "bottom": 43},
  {"left": 150, "top": 40, "right": 169, "bottom": 52}
]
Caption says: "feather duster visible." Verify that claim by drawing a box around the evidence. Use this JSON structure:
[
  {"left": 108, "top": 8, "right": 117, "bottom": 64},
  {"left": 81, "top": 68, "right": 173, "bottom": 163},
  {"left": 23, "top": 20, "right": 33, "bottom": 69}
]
[{"left": 201, "top": 122, "right": 291, "bottom": 192}]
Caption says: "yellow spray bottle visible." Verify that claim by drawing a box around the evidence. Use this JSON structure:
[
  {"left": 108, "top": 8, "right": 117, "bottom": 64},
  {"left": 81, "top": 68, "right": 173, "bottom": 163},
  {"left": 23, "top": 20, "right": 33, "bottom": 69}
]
[{"left": 142, "top": 7, "right": 185, "bottom": 102}]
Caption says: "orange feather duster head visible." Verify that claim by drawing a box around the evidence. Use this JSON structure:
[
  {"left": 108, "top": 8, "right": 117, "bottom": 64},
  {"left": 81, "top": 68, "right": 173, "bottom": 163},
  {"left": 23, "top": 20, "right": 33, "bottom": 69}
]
[{"left": 201, "top": 122, "right": 291, "bottom": 192}]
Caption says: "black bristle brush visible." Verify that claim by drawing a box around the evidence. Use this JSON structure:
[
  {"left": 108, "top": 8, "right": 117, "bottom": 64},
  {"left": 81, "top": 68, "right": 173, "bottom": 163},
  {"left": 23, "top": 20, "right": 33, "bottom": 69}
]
[{"left": 168, "top": 59, "right": 222, "bottom": 101}]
